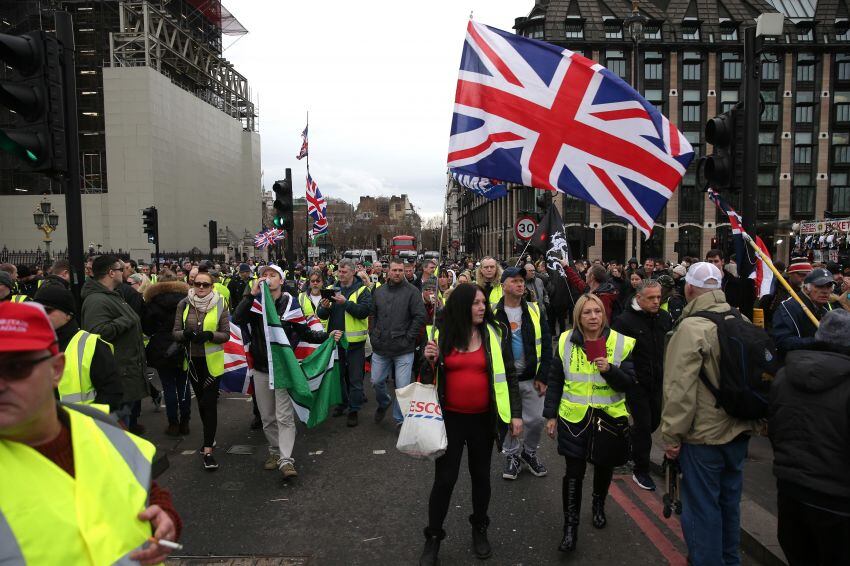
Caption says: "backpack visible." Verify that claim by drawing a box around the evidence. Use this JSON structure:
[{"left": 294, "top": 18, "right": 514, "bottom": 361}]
[{"left": 692, "top": 309, "right": 778, "bottom": 420}]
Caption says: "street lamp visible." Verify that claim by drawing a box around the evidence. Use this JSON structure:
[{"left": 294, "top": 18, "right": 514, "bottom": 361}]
[
  {"left": 626, "top": 0, "right": 648, "bottom": 261},
  {"left": 33, "top": 198, "right": 59, "bottom": 262}
]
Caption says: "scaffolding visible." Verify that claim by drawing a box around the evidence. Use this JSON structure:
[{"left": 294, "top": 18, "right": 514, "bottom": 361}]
[{"left": 109, "top": 0, "right": 257, "bottom": 131}]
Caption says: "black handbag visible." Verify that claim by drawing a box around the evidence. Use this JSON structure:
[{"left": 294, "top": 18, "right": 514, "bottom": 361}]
[{"left": 586, "top": 409, "right": 630, "bottom": 468}]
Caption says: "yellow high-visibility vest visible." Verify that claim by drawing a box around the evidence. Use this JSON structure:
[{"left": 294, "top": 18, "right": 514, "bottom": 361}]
[
  {"left": 325, "top": 284, "right": 369, "bottom": 343},
  {"left": 10, "top": 295, "right": 28, "bottom": 303},
  {"left": 487, "top": 283, "right": 503, "bottom": 311},
  {"left": 58, "top": 330, "right": 113, "bottom": 405},
  {"left": 557, "top": 329, "right": 635, "bottom": 423},
  {"left": 431, "top": 323, "right": 511, "bottom": 423},
  {"left": 182, "top": 297, "right": 226, "bottom": 376},
  {"left": 0, "top": 404, "right": 156, "bottom": 565},
  {"left": 299, "top": 291, "right": 328, "bottom": 331}
]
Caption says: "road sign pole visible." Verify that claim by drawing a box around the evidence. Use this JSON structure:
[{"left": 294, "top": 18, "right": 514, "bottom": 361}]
[
  {"left": 55, "top": 11, "right": 85, "bottom": 301},
  {"left": 740, "top": 25, "right": 761, "bottom": 320}
]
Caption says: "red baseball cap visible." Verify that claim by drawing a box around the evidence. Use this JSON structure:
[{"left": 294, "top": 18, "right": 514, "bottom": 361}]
[{"left": 0, "top": 302, "right": 59, "bottom": 354}]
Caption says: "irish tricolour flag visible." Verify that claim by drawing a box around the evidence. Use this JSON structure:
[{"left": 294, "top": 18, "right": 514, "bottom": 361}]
[{"left": 258, "top": 282, "right": 344, "bottom": 427}]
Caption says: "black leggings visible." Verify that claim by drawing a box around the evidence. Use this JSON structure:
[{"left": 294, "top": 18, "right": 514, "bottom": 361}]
[
  {"left": 564, "top": 457, "right": 614, "bottom": 496},
  {"left": 188, "top": 357, "right": 221, "bottom": 449},
  {"left": 428, "top": 411, "right": 494, "bottom": 530}
]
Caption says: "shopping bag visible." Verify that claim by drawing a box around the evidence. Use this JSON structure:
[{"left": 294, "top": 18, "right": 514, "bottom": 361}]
[{"left": 395, "top": 382, "right": 447, "bottom": 460}]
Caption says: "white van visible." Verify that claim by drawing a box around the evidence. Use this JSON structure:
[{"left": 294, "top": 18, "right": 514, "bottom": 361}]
[{"left": 359, "top": 249, "right": 378, "bottom": 264}]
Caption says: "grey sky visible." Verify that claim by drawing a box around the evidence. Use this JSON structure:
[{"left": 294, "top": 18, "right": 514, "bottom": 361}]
[{"left": 224, "top": 1, "right": 525, "bottom": 218}]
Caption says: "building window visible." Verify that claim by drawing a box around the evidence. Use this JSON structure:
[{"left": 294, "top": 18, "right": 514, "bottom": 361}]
[
  {"left": 644, "top": 88, "right": 664, "bottom": 113},
  {"left": 758, "top": 185, "right": 778, "bottom": 216},
  {"left": 762, "top": 58, "right": 780, "bottom": 80},
  {"left": 605, "top": 49, "right": 627, "bottom": 79},
  {"left": 758, "top": 172, "right": 775, "bottom": 185},
  {"left": 679, "top": 182, "right": 704, "bottom": 223},
  {"left": 837, "top": 20, "right": 850, "bottom": 42},
  {"left": 835, "top": 132, "right": 850, "bottom": 164},
  {"left": 796, "top": 21, "right": 815, "bottom": 42},
  {"left": 837, "top": 53, "right": 850, "bottom": 81},
  {"left": 792, "top": 184, "right": 815, "bottom": 217},
  {"left": 604, "top": 18, "right": 623, "bottom": 39},
  {"left": 682, "top": 90, "right": 702, "bottom": 123},
  {"left": 721, "top": 52, "right": 742, "bottom": 81},
  {"left": 644, "top": 21, "right": 662, "bottom": 40},
  {"left": 720, "top": 90, "right": 739, "bottom": 113},
  {"left": 761, "top": 90, "right": 779, "bottom": 121},
  {"left": 831, "top": 172, "right": 850, "bottom": 214},
  {"left": 719, "top": 22, "right": 738, "bottom": 41},
  {"left": 644, "top": 51, "right": 663, "bottom": 80},
  {"left": 682, "top": 19, "right": 700, "bottom": 41},
  {"left": 836, "top": 91, "right": 850, "bottom": 122},
  {"left": 564, "top": 17, "right": 584, "bottom": 39},
  {"left": 797, "top": 53, "right": 816, "bottom": 82},
  {"left": 684, "top": 131, "right": 701, "bottom": 158},
  {"left": 759, "top": 131, "right": 779, "bottom": 163},
  {"left": 682, "top": 51, "right": 702, "bottom": 81},
  {"left": 794, "top": 132, "right": 813, "bottom": 164},
  {"left": 524, "top": 23, "right": 544, "bottom": 39},
  {"left": 795, "top": 91, "right": 815, "bottom": 123}
]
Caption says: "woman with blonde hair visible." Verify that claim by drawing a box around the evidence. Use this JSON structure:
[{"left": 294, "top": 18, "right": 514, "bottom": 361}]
[
  {"left": 128, "top": 272, "right": 151, "bottom": 295},
  {"left": 543, "top": 293, "right": 636, "bottom": 552}
]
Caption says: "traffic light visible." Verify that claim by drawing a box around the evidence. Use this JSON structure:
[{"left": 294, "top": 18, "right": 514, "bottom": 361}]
[
  {"left": 142, "top": 207, "right": 158, "bottom": 245},
  {"left": 272, "top": 178, "right": 293, "bottom": 231},
  {"left": 208, "top": 220, "right": 218, "bottom": 253},
  {"left": 0, "top": 31, "right": 67, "bottom": 174},
  {"left": 704, "top": 102, "right": 744, "bottom": 191}
]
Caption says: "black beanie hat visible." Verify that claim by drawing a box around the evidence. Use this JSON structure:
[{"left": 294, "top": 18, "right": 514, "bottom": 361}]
[{"left": 34, "top": 284, "right": 75, "bottom": 316}]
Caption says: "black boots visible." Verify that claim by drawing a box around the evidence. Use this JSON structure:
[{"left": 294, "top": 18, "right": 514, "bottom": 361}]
[
  {"left": 470, "top": 516, "right": 492, "bottom": 559},
  {"left": 559, "top": 477, "right": 582, "bottom": 552},
  {"left": 419, "top": 528, "right": 445, "bottom": 566},
  {"left": 592, "top": 493, "right": 608, "bottom": 529}
]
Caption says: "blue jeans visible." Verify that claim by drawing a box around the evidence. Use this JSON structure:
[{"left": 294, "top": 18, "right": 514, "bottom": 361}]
[
  {"left": 679, "top": 435, "right": 749, "bottom": 566},
  {"left": 158, "top": 366, "right": 191, "bottom": 425},
  {"left": 370, "top": 351, "right": 415, "bottom": 423}
]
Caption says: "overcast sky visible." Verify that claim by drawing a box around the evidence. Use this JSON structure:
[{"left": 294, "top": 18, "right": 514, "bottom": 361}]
[{"left": 224, "top": 1, "right": 528, "bottom": 218}]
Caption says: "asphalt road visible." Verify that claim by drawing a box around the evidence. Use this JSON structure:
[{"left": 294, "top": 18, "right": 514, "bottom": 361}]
[{"left": 139, "top": 385, "right": 763, "bottom": 566}]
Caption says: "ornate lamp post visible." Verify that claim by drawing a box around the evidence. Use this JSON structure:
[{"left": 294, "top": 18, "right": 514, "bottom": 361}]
[
  {"left": 626, "top": 0, "right": 648, "bottom": 261},
  {"left": 33, "top": 198, "right": 60, "bottom": 262}
]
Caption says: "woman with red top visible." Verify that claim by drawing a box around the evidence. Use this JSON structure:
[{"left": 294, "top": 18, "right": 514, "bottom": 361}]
[{"left": 419, "top": 283, "right": 522, "bottom": 566}]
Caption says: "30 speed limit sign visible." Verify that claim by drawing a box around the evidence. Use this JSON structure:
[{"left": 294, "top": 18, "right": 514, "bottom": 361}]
[{"left": 514, "top": 216, "right": 537, "bottom": 241}]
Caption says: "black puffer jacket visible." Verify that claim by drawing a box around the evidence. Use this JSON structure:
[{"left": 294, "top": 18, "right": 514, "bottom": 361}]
[
  {"left": 611, "top": 298, "right": 672, "bottom": 391},
  {"left": 142, "top": 280, "right": 189, "bottom": 369},
  {"left": 769, "top": 348, "right": 850, "bottom": 513},
  {"left": 369, "top": 278, "right": 426, "bottom": 357}
]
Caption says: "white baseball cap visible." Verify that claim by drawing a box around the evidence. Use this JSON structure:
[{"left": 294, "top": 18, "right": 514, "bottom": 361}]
[
  {"left": 259, "top": 264, "right": 286, "bottom": 279},
  {"left": 685, "top": 262, "right": 723, "bottom": 290}
]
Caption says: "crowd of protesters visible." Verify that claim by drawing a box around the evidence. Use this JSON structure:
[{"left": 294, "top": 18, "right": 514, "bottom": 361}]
[{"left": 2, "top": 248, "right": 850, "bottom": 565}]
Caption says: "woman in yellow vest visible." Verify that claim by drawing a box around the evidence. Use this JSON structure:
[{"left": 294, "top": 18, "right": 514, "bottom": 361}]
[
  {"left": 299, "top": 271, "right": 328, "bottom": 330},
  {"left": 543, "top": 293, "right": 636, "bottom": 553},
  {"left": 419, "top": 283, "right": 522, "bottom": 566},
  {"left": 173, "top": 269, "right": 229, "bottom": 470}
]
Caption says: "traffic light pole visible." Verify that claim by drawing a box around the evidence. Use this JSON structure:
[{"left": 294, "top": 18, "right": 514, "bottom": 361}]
[
  {"left": 56, "top": 12, "right": 85, "bottom": 300},
  {"left": 284, "top": 168, "right": 295, "bottom": 266},
  {"left": 740, "top": 26, "right": 761, "bottom": 320}
]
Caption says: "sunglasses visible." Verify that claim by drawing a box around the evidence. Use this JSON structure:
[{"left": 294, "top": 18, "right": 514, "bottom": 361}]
[
  {"left": 0, "top": 353, "right": 55, "bottom": 382},
  {"left": 193, "top": 282, "right": 212, "bottom": 289}
]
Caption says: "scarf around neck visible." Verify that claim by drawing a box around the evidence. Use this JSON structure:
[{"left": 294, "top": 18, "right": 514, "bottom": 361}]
[{"left": 187, "top": 287, "right": 219, "bottom": 313}]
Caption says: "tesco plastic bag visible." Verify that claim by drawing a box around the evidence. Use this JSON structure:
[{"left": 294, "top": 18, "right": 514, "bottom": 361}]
[{"left": 395, "top": 382, "right": 447, "bottom": 460}]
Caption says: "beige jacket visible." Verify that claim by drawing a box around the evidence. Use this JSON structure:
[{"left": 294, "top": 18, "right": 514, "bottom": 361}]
[{"left": 660, "top": 290, "right": 760, "bottom": 447}]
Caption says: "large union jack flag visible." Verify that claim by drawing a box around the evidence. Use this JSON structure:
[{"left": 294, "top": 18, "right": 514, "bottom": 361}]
[
  {"left": 447, "top": 21, "right": 694, "bottom": 235},
  {"left": 306, "top": 173, "right": 327, "bottom": 220}
]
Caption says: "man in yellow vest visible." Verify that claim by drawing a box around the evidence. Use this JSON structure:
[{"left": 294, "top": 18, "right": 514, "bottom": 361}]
[
  {"left": 0, "top": 301, "right": 181, "bottom": 564},
  {"left": 34, "top": 285, "right": 123, "bottom": 411},
  {"left": 317, "top": 258, "right": 372, "bottom": 427},
  {"left": 493, "top": 267, "right": 552, "bottom": 480},
  {"left": 475, "top": 257, "right": 503, "bottom": 310}
]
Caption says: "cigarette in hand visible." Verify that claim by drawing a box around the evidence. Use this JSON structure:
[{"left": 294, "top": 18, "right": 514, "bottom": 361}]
[{"left": 148, "top": 537, "right": 183, "bottom": 550}]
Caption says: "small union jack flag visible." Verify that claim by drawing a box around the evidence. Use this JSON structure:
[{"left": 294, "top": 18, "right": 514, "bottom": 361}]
[
  {"left": 707, "top": 188, "right": 755, "bottom": 279},
  {"left": 306, "top": 173, "right": 327, "bottom": 221},
  {"left": 311, "top": 216, "right": 328, "bottom": 239},
  {"left": 296, "top": 125, "right": 308, "bottom": 160},
  {"left": 448, "top": 21, "right": 694, "bottom": 236}
]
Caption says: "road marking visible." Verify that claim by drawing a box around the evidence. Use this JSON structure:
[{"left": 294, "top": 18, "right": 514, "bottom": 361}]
[
  {"left": 181, "top": 450, "right": 196, "bottom": 455},
  {"left": 270, "top": 498, "right": 289, "bottom": 502},
  {"left": 362, "top": 536, "right": 383, "bottom": 542},
  {"left": 609, "top": 481, "right": 686, "bottom": 565},
  {"left": 373, "top": 450, "right": 386, "bottom": 455},
  {"left": 623, "top": 475, "right": 685, "bottom": 542},
  {"left": 308, "top": 450, "right": 324, "bottom": 455}
]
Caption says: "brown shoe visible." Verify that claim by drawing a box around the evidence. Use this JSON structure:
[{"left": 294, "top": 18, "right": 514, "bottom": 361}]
[
  {"left": 280, "top": 461, "right": 298, "bottom": 479},
  {"left": 179, "top": 422, "right": 190, "bottom": 435},
  {"left": 165, "top": 423, "right": 180, "bottom": 437}
]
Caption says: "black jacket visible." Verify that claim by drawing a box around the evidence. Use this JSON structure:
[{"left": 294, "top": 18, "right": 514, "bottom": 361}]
[
  {"left": 369, "top": 279, "right": 426, "bottom": 357},
  {"left": 118, "top": 281, "right": 145, "bottom": 318},
  {"left": 611, "top": 298, "right": 672, "bottom": 391},
  {"left": 142, "top": 280, "right": 189, "bottom": 369},
  {"left": 771, "top": 294, "right": 837, "bottom": 358},
  {"left": 56, "top": 321, "right": 123, "bottom": 411},
  {"left": 770, "top": 348, "right": 850, "bottom": 513},
  {"left": 227, "top": 276, "right": 250, "bottom": 311},
  {"left": 233, "top": 289, "right": 328, "bottom": 373},
  {"left": 493, "top": 297, "right": 552, "bottom": 383},
  {"left": 721, "top": 272, "right": 741, "bottom": 310}
]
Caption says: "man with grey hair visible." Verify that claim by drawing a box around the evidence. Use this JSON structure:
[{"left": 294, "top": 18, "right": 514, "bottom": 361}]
[
  {"left": 769, "top": 308, "right": 850, "bottom": 565},
  {"left": 612, "top": 278, "right": 672, "bottom": 491},
  {"left": 317, "top": 258, "right": 372, "bottom": 427},
  {"left": 661, "top": 262, "right": 761, "bottom": 566},
  {"left": 771, "top": 267, "right": 839, "bottom": 359}
]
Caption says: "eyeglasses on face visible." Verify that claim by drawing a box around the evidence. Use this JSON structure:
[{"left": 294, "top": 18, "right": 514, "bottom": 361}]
[
  {"left": 0, "top": 353, "right": 55, "bottom": 381},
  {"left": 193, "top": 282, "right": 212, "bottom": 289}
]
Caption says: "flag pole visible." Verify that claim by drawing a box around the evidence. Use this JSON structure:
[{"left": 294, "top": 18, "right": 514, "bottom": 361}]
[
  {"left": 743, "top": 234, "right": 820, "bottom": 327},
  {"left": 432, "top": 172, "right": 451, "bottom": 329},
  {"left": 305, "top": 111, "right": 310, "bottom": 262}
]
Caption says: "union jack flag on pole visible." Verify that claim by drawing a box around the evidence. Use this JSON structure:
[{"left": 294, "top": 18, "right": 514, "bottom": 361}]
[
  {"left": 296, "top": 125, "right": 308, "bottom": 160},
  {"left": 311, "top": 216, "right": 329, "bottom": 240},
  {"left": 306, "top": 173, "right": 327, "bottom": 220},
  {"left": 447, "top": 21, "right": 694, "bottom": 236},
  {"left": 707, "top": 188, "right": 755, "bottom": 280}
]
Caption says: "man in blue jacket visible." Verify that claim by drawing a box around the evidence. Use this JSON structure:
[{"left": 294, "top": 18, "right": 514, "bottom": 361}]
[{"left": 771, "top": 268, "right": 838, "bottom": 359}]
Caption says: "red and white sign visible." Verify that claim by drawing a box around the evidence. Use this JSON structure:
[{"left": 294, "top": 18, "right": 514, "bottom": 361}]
[{"left": 515, "top": 216, "right": 537, "bottom": 241}]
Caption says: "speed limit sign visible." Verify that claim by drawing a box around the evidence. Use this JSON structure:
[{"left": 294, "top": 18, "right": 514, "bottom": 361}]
[{"left": 514, "top": 216, "right": 537, "bottom": 241}]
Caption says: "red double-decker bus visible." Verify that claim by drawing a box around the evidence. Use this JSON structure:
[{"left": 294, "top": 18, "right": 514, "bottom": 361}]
[{"left": 390, "top": 235, "right": 417, "bottom": 258}]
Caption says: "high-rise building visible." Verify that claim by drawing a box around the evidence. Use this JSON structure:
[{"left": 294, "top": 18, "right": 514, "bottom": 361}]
[
  {"left": 0, "top": 0, "right": 260, "bottom": 260},
  {"left": 454, "top": 0, "right": 850, "bottom": 264}
]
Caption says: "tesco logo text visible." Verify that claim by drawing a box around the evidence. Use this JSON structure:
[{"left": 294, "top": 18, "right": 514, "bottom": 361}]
[{"left": 408, "top": 401, "right": 442, "bottom": 416}]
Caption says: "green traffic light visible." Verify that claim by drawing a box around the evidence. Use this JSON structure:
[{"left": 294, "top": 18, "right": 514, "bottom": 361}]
[
  {"left": 0, "top": 129, "right": 40, "bottom": 163},
  {"left": 25, "top": 149, "right": 37, "bottom": 161}
]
